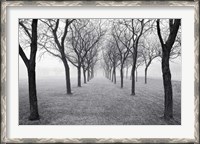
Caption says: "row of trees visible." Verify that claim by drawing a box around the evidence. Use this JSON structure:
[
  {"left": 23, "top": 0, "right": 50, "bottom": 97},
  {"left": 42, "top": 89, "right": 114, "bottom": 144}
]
[
  {"left": 19, "top": 18, "right": 181, "bottom": 121},
  {"left": 19, "top": 19, "right": 104, "bottom": 120},
  {"left": 103, "top": 19, "right": 155, "bottom": 95},
  {"left": 102, "top": 19, "right": 181, "bottom": 120},
  {"left": 102, "top": 23, "right": 161, "bottom": 85}
]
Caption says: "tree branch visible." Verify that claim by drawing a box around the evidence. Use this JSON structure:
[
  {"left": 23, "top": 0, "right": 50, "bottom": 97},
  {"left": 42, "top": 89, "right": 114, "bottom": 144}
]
[
  {"left": 19, "top": 21, "right": 32, "bottom": 40},
  {"left": 19, "top": 44, "right": 29, "bottom": 68},
  {"left": 156, "top": 19, "right": 165, "bottom": 47}
]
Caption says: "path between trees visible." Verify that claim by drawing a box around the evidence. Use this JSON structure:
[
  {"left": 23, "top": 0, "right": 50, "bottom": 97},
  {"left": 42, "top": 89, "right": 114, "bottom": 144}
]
[{"left": 19, "top": 77, "right": 181, "bottom": 125}]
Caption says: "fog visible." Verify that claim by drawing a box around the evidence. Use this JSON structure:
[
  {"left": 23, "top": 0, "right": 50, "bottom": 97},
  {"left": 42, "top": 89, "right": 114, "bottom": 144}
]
[{"left": 19, "top": 53, "right": 181, "bottom": 81}]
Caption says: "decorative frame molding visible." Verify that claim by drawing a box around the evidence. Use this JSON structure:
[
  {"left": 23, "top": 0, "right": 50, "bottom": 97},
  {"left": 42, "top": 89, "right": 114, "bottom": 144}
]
[{"left": 1, "top": 1, "right": 199, "bottom": 143}]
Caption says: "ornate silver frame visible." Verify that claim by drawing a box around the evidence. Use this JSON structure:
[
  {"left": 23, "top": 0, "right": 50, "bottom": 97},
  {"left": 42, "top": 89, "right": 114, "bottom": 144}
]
[{"left": 1, "top": 1, "right": 199, "bottom": 143}]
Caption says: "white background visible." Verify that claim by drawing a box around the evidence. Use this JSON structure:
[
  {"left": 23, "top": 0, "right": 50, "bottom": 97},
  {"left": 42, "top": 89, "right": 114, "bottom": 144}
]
[{"left": 7, "top": 6, "right": 194, "bottom": 139}]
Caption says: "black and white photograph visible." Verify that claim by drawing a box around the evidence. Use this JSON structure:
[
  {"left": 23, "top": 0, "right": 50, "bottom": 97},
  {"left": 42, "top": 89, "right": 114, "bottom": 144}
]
[
  {"left": 1, "top": 0, "right": 198, "bottom": 142},
  {"left": 19, "top": 18, "right": 181, "bottom": 125}
]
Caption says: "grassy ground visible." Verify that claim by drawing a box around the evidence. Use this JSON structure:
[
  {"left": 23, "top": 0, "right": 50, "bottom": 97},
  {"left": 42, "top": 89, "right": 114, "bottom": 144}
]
[{"left": 19, "top": 77, "right": 181, "bottom": 125}]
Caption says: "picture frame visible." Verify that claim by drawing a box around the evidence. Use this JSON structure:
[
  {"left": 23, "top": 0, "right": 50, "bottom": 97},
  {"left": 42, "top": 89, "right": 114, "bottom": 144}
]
[{"left": 1, "top": 0, "right": 199, "bottom": 143}]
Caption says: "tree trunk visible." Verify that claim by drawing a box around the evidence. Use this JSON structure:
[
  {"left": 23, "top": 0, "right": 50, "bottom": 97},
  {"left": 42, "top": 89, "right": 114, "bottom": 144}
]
[
  {"left": 131, "top": 65, "right": 136, "bottom": 95},
  {"left": 25, "top": 19, "right": 40, "bottom": 120},
  {"left": 156, "top": 19, "right": 180, "bottom": 120},
  {"left": 145, "top": 67, "right": 148, "bottom": 84},
  {"left": 77, "top": 64, "right": 81, "bottom": 87},
  {"left": 126, "top": 66, "right": 128, "bottom": 79},
  {"left": 82, "top": 67, "right": 86, "bottom": 84},
  {"left": 62, "top": 58, "right": 72, "bottom": 94},
  {"left": 91, "top": 66, "right": 94, "bottom": 79},
  {"left": 27, "top": 68, "right": 39, "bottom": 120},
  {"left": 113, "top": 67, "right": 116, "bottom": 84},
  {"left": 108, "top": 70, "right": 110, "bottom": 80},
  {"left": 111, "top": 69, "right": 114, "bottom": 82},
  {"left": 87, "top": 69, "right": 90, "bottom": 81},
  {"left": 162, "top": 49, "right": 173, "bottom": 119},
  {"left": 120, "top": 66, "right": 123, "bottom": 88},
  {"left": 135, "top": 69, "right": 138, "bottom": 82}
]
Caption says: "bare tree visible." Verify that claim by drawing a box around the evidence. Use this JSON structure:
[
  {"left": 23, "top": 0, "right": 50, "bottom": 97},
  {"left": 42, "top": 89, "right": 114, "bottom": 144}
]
[
  {"left": 156, "top": 20, "right": 181, "bottom": 60},
  {"left": 40, "top": 19, "right": 74, "bottom": 94},
  {"left": 157, "top": 19, "right": 181, "bottom": 119},
  {"left": 66, "top": 20, "right": 90, "bottom": 87},
  {"left": 19, "top": 19, "right": 39, "bottom": 120},
  {"left": 102, "top": 51, "right": 113, "bottom": 80},
  {"left": 115, "top": 19, "right": 152, "bottom": 95},
  {"left": 104, "top": 41, "right": 119, "bottom": 84},
  {"left": 83, "top": 45, "right": 99, "bottom": 83},
  {"left": 128, "top": 53, "right": 144, "bottom": 81},
  {"left": 112, "top": 21, "right": 130, "bottom": 88},
  {"left": 67, "top": 19, "right": 104, "bottom": 86},
  {"left": 140, "top": 34, "right": 160, "bottom": 84}
]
